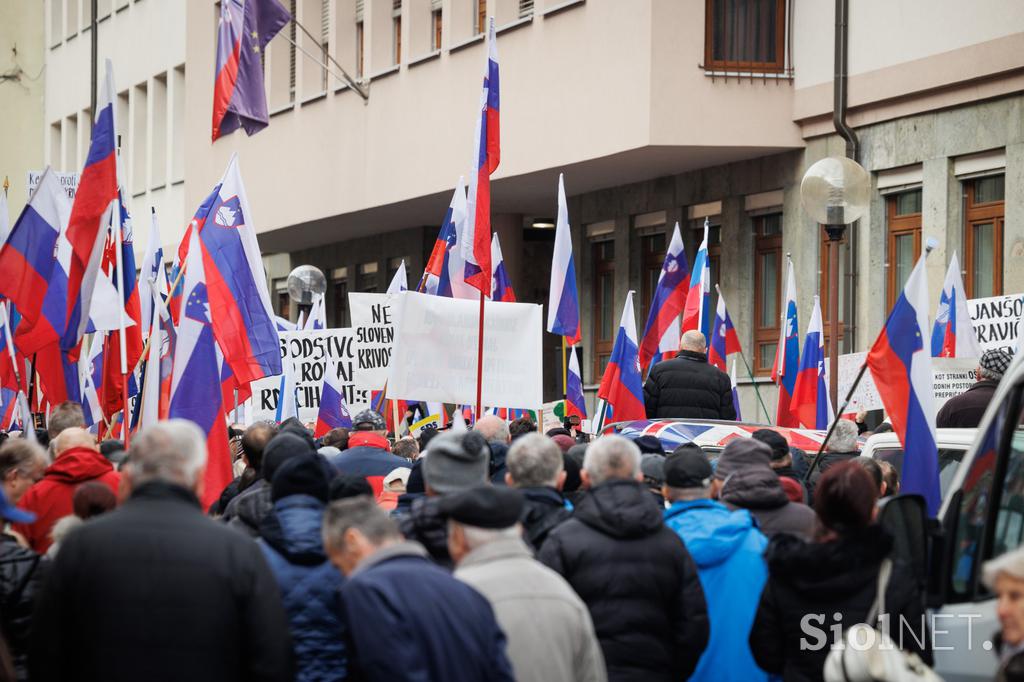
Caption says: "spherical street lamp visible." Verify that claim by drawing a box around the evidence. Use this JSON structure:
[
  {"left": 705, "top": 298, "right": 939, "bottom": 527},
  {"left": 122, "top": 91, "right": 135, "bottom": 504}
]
[
  {"left": 799, "top": 156, "right": 870, "bottom": 410},
  {"left": 286, "top": 265, "right": 327, "bottom": 322}
]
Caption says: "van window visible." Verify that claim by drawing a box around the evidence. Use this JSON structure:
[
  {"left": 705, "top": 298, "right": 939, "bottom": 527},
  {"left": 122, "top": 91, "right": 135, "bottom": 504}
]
[
  {"left": 991, "top": 431, "right": 1024, "bottom": 560},
  {"left": 871, "top": 447, "right": 967, "bottom": 498},
  {"left": 950, "top": 415, "right": 1001, "bottom": 599}
]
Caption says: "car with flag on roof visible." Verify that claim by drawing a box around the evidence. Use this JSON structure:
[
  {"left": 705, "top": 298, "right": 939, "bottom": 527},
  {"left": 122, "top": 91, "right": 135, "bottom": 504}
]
[{"left": 608, "top": 418, "right": 829, "bottom": 460}]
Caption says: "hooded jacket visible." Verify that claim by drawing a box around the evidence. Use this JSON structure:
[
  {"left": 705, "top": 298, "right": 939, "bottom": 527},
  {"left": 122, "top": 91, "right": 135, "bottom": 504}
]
[
  {"left": 397, "top": 495, "right": 451, "bottom": 567},
  {"left": 719, "top": 464, "right": 816, "bottom": 540},
  {"left": 13, "top": 446, "right": 120, "bottom": 554},
  {"left": 0, "top": 533, "right": 47, "bottom": 681},
  {"left": 519, "top": 486, "right": 571, "bottom": 550},
  {"left": 328, "top": 432, "right": 411, "bottom": 497},
  {"left": 749, "top": 526, "right": 930, "bottom": 682},
  {"left": 222, "top": 480, "right": 272, "bottom": 538},
  {"left": 259, "top": 494, "right": 347, "bottom": 682},
  {"left": 538, "top": 480, "right": 709, "bottom": 682},
  {"left": 663, "top": 499, "right": 768, "bottom": 682},
  {"left": 643, "top": 350, "right": 737, "bottom": 420}
]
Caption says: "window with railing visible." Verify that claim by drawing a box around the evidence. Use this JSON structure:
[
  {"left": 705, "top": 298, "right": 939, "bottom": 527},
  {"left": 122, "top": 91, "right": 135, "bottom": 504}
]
[{"left": 704, "top": 0, "right": 786, "bottom": 74}]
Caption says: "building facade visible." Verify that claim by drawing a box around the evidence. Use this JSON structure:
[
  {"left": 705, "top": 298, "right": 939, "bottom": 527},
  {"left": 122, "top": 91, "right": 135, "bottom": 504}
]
[{"left": 6, "top": 0, "right": 1024, "bottom": 413}]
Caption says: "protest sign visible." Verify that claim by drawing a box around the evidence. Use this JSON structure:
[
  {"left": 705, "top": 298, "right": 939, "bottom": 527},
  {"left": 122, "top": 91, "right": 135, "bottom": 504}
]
[
  {"left": 835, "top": 351, "right": 977, "bottom": 414},
  {"left": 932, "top": 358, "right": 979, "bottom": 405},
  {"left": 386, "top": 292, "right": 543, "bottom": 409},
  {"left": 836, "top": 352, "right": 882, "bottom": 412},
  {"left": 349, "top": 292, "right": 402, "bottom": 396},
  {"left": 247, "top": 329, "right": 362, "bottom": 423},
  {"left": 27, "top": 170, "right": 79, "bottom": 200},
  {"left": 967, "top": 293, "right": 1024, "bottom": 354}
]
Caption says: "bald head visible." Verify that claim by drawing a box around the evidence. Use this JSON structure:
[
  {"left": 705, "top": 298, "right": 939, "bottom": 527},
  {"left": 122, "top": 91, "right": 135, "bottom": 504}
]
[
  {"left": 55, "top": 427, "right": 98, "bottom": 456},
  {"left": 680, "top": 330, "right": 707, "bottom": 353},
  {"left": 474, "top": 415, "right": 511, "bottom": 444}
]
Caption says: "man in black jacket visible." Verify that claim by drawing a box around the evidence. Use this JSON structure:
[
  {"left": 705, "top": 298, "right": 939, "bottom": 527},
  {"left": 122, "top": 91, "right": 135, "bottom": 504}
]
[
  {"left": 937, "top": 348, "right": 1013, "bottom": 428},
  {"left": 30, "top": 420, "right": 293, "bottom": 682},
  {"left": 643, "top": 330, "right": 736, "bottom": 420},
  {"left": 504, "top": 433, "right": 571, "bottom": 550},
  {"left": 538, "top": 435, "right": 709, "bottom": 681}
]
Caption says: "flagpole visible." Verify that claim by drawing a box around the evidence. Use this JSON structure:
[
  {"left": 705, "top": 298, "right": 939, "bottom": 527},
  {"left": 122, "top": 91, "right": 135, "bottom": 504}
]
[
  {"left": 803, "top": 362, "right": 868, "bottom": 483},
  {"left": 113, "top": 201, "right": 131, "bottom": 448},
  {"left": 736, "top": 349, "right": 772, "bottom": 424},
  {"left": 131, "top": 262, "right": 186, "bottom": 377},
  {"left": 284, "top": 19, "right": 368, "bottom": 100},
  {"left": 474, "top": 292, "right": 485, "bottom": 421},
  {"left": 0, "top": 304, "right": 22, "bottom": 391},
  {"left": 561, "top": 337, "right": 568, "bottom": 401}
]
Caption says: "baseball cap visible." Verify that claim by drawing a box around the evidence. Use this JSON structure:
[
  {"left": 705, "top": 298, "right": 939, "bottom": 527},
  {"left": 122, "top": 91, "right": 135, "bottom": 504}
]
[
  {"left": 353, "top": 409, "right": 387, "bottom": 431},
  {"left": 664, "top": 444, "right": 713, "bottom": 488}
]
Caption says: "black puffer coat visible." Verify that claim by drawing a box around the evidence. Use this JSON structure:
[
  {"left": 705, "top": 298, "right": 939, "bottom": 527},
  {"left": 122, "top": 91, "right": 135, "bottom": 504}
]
[
  {"left": 397, "top": 496, "right": 451, "bottom": 568},
  {"left": 518, "top": 487, "right": 571, "bottom": 550},
  {"left": 538, "top": 479, "right": 709, "bottom": 682},
  {"left": 0, "top": 533, "right": 46, "bottom": 680},
  {"left": 221, "top": 481, "right": 272, "bottom": 538},
  {"left": 719, "top": 464, "right": 817, "bottom": 540},
  {"left": 643, "top": 350, "right": 737, "bottom": 420},
  {"left": 749, "top": 526, "right": 930, "bottom": 682}
]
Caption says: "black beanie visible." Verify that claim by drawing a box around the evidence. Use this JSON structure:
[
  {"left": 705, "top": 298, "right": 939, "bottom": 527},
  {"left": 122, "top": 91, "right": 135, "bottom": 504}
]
[
  {"left": 262, "top": 432, "right": 315, "bottom": 481},
  {"left": 328, "top": 474, "right": 374, "bottom": 501},
  {"left": 271, "top": 453, "right": 329, "bottom": 503}
]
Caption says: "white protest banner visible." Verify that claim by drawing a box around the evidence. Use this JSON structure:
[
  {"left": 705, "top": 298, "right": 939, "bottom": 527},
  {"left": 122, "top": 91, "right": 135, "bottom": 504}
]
[
  {"left": 835, "top": 352, "right": 978, "bottom": 414},
  {"left": 386, "top": 292, "right": 543, "bottom": 409},
  {"left": 27, "top": 171, "right": 79, "bottom": 200},
  {"left": 349, "top": 292, "right": 402, "bottom": 396},
  {"left": 931, "top": 358, "right": 979, "bottom": 406},
  {"left": 967, "top": 293, "right": 1024, "bottom": 354},
  {"left": 247, "top": 329, "right": 362, "bottom": 423}
]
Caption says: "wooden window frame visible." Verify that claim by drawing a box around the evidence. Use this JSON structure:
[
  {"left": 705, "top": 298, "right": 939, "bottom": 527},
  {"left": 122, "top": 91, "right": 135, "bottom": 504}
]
[
  {"left": 431, "top": 9, "right": 442, "bottom": 51},
  {"left": 886, "top": 191, "right": 922, "bottom": 310},
  {"left": 753, "top": 214, "right": 782, "bottom": 376},
  {"left": 592, "top": 241, "right": 616, "bottom": 381},
  {"left": 393, "top": 15, "right": 402, "bottom": 64},
  {"left": 704, "top": 0, "right": 786, "bottom": 74},
  {"left": 819, "top": 230, "right": 850, "bottom": 348},
  {"left": 476, "top": 0, "right": 486, "bottom": 35},
  {"left": 964, "top": 178, "right": 1005, "bottom": 299},
  {"left": 639, "top": 232, "right": 667, "bottom": 335},
  {"left": 355, "top": 20, "right": 364, "bottom": 77}
]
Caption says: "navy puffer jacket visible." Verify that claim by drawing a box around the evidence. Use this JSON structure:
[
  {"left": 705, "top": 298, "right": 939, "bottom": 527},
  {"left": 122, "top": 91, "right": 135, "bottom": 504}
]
[{"left": 259, "top": 494, "right": 347, "bottom": 682}]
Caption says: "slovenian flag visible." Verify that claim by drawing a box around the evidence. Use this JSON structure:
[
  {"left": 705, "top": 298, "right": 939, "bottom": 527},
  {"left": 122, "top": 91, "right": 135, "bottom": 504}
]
[
  {"left": 462, "top": 18, "right": 500, "bottom": 295},
  {"left": 931, "top": 252, "right": 981, "bottom": 358},
  {"left": 707, "top": 290, "right": 741, "bottom": 373},
  {"left": 491, "top": 234, "right": 515, "bottom": 302},
  {"left": 546, "top": 173, "right": 580, "bottom": 343},
  {"left": 424, "top": 178, "right": 476, "bottom": 300},
  {"left": 314, "top": 363, "right": 353, "bottom": 437},
  {"left": 639, "top": 223, "right": 688, "bottom": 371},
  {"left": 790, "top": 295, "right": 833, "bottom": 430},
  {"left": 681, "top": 218, "right": 711, "bottom": 339},
  {"left": 867, "top": 252, "right": 940, "bottom": 515},
  {"left": 597, "top": 291, "right": 645, "bottom": 424},
  {"left": 566, "top": 345, "right": 587, "bottom": 420},
  {"left": 387, "top": 261, "right": 408, "bottom": 295},
  {"left": 773, "top": 258, "right": 800, "bottom": 428}
]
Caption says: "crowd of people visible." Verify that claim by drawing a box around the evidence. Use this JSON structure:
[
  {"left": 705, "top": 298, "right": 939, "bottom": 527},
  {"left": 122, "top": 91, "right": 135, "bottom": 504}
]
[{"left": 0, "top": 386, "right": 1016, "bottom": 681}]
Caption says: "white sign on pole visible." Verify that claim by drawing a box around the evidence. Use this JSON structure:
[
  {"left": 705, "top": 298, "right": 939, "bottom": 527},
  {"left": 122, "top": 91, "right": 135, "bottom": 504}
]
[
  {"left": 247, "top": 329, "right": 362, "bottom": 423},
  {"left": 386, "top": 292, "right": 543, "bottom": 409},
  {"left": 967, "top": 294, "right": 1024, "bottom": 354},
  {"left": 27, "top": 171, "right": 79, "bottom": 200},
  {"left": 836, "top": 351, "right": 978, "bottom": 413},
  {"left": 349, "top": 292, "right": 402, "bottom": 396}
]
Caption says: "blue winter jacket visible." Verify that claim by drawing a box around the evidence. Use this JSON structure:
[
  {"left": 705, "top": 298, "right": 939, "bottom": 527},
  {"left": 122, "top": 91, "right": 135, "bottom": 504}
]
[
  {"left": 664, "top": 498, "right": 769, "bottom": 682},
  {"left": 259, "top": 494, "right": 347, "bottom": 682}
]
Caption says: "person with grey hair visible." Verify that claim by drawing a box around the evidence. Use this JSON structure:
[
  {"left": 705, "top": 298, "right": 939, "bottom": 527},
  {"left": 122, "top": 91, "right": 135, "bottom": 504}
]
[
  {"left": 538, "top": 435, "right": 709, "bottom": 681},
  {"left": 474, "top": 414, "right": 511, "bottom": 445},
  {"left": 322, "top": 496, "right": 514, "bottom": 681},
  {"left": 807, "top": 418, "right": 861, "bottom": 494},
  {"left": 643, "top": 329, "right": 737, "bottom": 420},
  {"left": 505, "top": 433, "right": 570, "bottom": 549},
  {"left": 444, "top": 486, "right": 607, "bottom": 682},
  {"left": 938, "top": 347, "right": 1014, "bottom": 428},
  {"left": 0, "top": 440, "right": 47, "bottom": 506},
  {"left": 982, "top": 547, "right": 1024, "bottom": 680},
  {"left": 45, "top": 401, "right": 85, "bottom": 441},
  {"left": 29, "top": 420, "right": 293, "bottom": 682}
]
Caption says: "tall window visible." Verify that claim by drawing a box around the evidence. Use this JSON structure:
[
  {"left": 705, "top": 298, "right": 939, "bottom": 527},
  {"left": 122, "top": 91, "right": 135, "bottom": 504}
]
[
  {"left": 639, "top": 232, "right": 667, "bottom": 332},
  {"left": 320, "top": 0, "right": 330, "bottom": 90},
  {"left": 964, "top": 175, "right": 1005, "bottom": 299},
  {"left": 819, "top": 230, "right": 848, "bottom": 348},
  {"left": 476, "top": 0, "right": 486, "bottom": 34},
  {"left": 274, "top": 280, "right": 290, "bottom": 319},
  {"left": 331, "top": 269, "right": 349, "bottom": 327},
  {"left": 518, "top": 0, "right": 534, "bottom": 18},
  {"left": 754, "top": 214, "right": 782, "bottom": 375},
  {"left": 704, "top": 0, "right": 785, "bottom": 73},
  {"left": 886, "top": 189, "right": 922, "bottom": 309},
  {"left": 431, "top": 8, "right": 442, "bottom": 51},
  {"left": 358, "top": 262, "right": 378, "bottom": 293},
  {"left": 355, "top": 21, "right": 364, "bottom": 76},
  {"left": 393, "top": 0, "right": 402, "bottom": 65},
  {"left": 592, "top": 241, "right": 616, "bottom": 380}
]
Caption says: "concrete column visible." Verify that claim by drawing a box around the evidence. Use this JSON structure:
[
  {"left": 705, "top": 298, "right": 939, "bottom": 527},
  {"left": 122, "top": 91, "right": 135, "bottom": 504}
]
[
  {"left": 492, "top": 213, "right": 523, "bottom": 296},
  {"left": 1004, "top": 143, "right": 1024, "bottom": 295},
  {"left": 922, "top": 156, "right": 953, "bottom": 319},
  {"left": 613, "top": 215, "right": 631, "bottom": 322}
]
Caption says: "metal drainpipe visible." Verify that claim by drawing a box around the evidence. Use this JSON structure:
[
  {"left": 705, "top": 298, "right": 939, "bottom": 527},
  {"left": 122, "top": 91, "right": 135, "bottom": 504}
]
[{"left": 834, "top": 0, "right": 858, "bottom": 352}]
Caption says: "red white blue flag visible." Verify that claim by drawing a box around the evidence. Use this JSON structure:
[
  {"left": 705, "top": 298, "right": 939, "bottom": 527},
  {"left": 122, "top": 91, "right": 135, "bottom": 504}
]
[
  {"left": 424, "top": 178, "right": 475, "bottom": 299},
  {"left": 730, "top": 360, "right": 742, "bottom": 421},
  {"left": 490, "top": 234, "right": 515, "bottom": 302},
  {"left": 931, "top": 252, "right": 981, "bottom": 359},
  {"left": 566, "top": 345, "right": 587, "bottom": 420},
  {"left": 597, "top": 291, "right": 645, "bottom": 425},
  {"left": 387, "top": 261, "right": 408, "bottom": 296},
  {"left": 639, "top": 223, "right": 688, "bottom": 371},
  {"left": 790, "top": 295, "right": 833, "bottom": 430},
  {"left": 708, "top": 290, "right": 741, "bottom": 373},
  {"left": 681, "top": 218, "right": 711, "bottom": 340},
  {"left": 314, "top": 364, "right": 353, "bottom": 437},
  {"left": 462, "top": 19, "right": 499, "bottom": 295},
  {"left": 773, "top": 258, "right": 800, "bottom": 428},
  {"left": 546, "top": 174, "right": 580, "bottom": 343},
  {"left": 212, "top": 0, "right": 291, "bottom": 141},
  {"left": 867, "top": 252, "right": 940, "bottom": 515}
]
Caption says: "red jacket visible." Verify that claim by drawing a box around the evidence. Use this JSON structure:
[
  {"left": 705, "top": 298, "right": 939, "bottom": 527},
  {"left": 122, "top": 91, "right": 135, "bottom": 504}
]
[{"left": 12, "top": 446, "right": 120, "bottom": 553}]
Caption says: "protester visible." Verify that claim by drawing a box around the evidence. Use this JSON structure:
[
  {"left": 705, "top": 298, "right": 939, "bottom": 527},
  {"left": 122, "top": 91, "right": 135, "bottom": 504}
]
[
  {"left": 643, "top": 330, "right": 737, "bottom": 420},
  {"left": 538, "top": 435, "right": 709, "bottom": 681},
  {"left": 377, "top": 467, "right": 410, "bottom": 511},
  {"left": 329, "top": 474, "right": 374, "bottom": 501},
  {"left": 0, "top": 487, "right": 45, "bottom": 681},
  {"left": 807, "top": 418, "right": 860, "bottom": 492},
  {"left": 504, "top": 433, "right": 571, "bottom": 550},
  {"left": 749, "top": 461, "right": 929, "bottom": 681},
  {"left": 853, "top": 457, "right": 887, "bottom": 497},
  {"left": 13, "top": 427, "right": 120, "bottom": 553},
  {"left": 328, "top": 410, "right": 410, "bottom": 495},
  {"left": 982, "top": 546, "right": 1024, "bottom": 681},
  {"left": 751, "top": 429, "right": 807, "bottom": 503},
  {"left": 713, "top": 439, "right": 816, "bottom": 540},
  {"left": 258, "top": 453, "right": 346, "bottom": 682},
  {"left": 662, "top": 444, "right": 769, "bottom": 681},
  {"left": 322, "top": 427, "right": 350, "bottom": 451},
  {"left": 398, "top": 431, "right": 490, "bottom": 566},
  {"left": 30, "top": 420, "right": 292, "bottom": 682},
  {"left": 561, "top": 452, "right": 584, "bottom": 505},
  {"left": 444, "top": 486, "right": 606, "bottom": 682},
  {"left": 222, "top": 431, "right": 314, "bottom": 537},
  {"left": 391, "top": 436, "right": 419, "bottom": 462},
  {"left": 879, "top": 460, "right": 899, "bottom": 497},
  {"left": 508, "top": 416, "right": 538, "bottom": 441},
  {"left": 322, "top": 496, "right": 515, "bottom": 681},
  {"left": 475, "top": 415, "right": 511, "bottom": 445},
  {"left": 937, "top": 348, "right": 1013, "bottom": 428},
  {"left": 641, "top": 453, "right": 666, "bottom": 506},
  {"left": 0, "top": 440, "right": 47, "bottom": 506},
  {"left": 45, "top": 401, "right": 85, "bottom": 441},
  {"left": 46, "top": 481, "right": 117, "bottom": 557},
  {"left": 211, "top": 421, "right": 278, "bottom": 516}
]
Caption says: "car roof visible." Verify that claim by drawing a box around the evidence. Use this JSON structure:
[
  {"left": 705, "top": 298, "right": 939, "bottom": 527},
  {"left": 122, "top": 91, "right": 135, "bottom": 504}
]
[
  {"left": 862, "top": 428, "right": 978, "bottom": 451},
  {"left": 611, "top": 418, "right": 829, "bottom": 452}
]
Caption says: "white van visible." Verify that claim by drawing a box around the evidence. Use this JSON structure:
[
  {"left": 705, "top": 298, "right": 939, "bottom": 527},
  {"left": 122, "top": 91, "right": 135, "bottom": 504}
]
[{"left": 860, "top": 429, "right": 976, "bottom": 499}]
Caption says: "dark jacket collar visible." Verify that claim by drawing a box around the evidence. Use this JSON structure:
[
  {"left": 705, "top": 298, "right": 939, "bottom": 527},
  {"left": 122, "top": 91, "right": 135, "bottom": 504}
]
[
  {"left": 676, "top": 350, "right": 708, "bottom": 363},
  {"left": 351, "top": 540, "right": 429, "bottom": 577},
  {"left": 129, "top": 480, "right": 201, "bottom": 508},
  {"left": 521, "top": 486, "right": 565, "bottom": 506}
]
